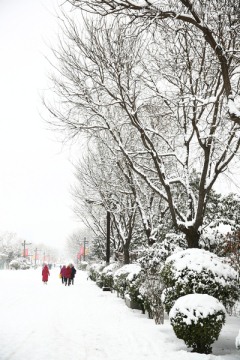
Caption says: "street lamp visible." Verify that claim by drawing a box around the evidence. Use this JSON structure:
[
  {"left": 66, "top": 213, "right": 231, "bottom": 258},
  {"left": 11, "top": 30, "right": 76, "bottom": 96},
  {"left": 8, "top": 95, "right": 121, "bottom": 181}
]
[{"left": 106, "top": 210, "right": 110, "bottom": 265}]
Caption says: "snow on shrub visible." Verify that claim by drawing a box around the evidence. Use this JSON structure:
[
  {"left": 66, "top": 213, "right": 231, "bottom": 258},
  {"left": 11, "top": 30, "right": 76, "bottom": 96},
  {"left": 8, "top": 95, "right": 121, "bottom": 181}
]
[
  {"left": 161, "top": 248, "right": 239, "bottom": 314},
  {"left": 137, "top": 237, "right": 186, "bottom": 323},
  {"left": 9, "top": 258, "right": 31, "bottom": 270},
  {"left": 139, "top": 276, "right": 165, "bottom": 323},
  {"left": 88, "top": 263, "right": 105, "bottom": 282},
  {"left": 78, "top": 261, "right": 88, "bottom": 270},
  {"left": 169, "top": 293, "right": 226, "bottom": 354},
  {"left": 236, "top": 330, "right": 240, "bottom": 350},
  {"left": 125, "top": 265, "right": 144, "bottom": 310},
  {"left": 138, "top": 234, "right": 187, "bottom": 274},
  {"left": 99, "top": 262, "right": 120, "bottom": 288},
  {"left": 113, "top": 264, "right": 141, "bottom": 298}
]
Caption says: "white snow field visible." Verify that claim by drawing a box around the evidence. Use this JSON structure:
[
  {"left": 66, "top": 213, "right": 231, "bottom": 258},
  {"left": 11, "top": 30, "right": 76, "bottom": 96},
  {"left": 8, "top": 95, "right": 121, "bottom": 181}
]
[{"left": 0, "top": 268, "right": 238, "bottom": 360}]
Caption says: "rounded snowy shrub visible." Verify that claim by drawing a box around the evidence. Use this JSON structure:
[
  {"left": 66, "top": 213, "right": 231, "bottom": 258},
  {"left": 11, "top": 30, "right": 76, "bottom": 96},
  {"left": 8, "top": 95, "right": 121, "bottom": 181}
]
[
  {"left": 9, "top": 259, "right": 20, "bottom": 270},
  {"left": 78, "top": 261, "right": 88, "bottom": 270},
  {"left": 9, "top": 258, "right": 31, "bottom": 270},
  {"left": 99, "top": 262, "right": 120, "bottom": 289},
  {"left": 113, "top": 264, "right": 141, "bottom": 298},
  {"left": 169, "top": 294, "right": 226, "bottom": 354},
  {"left": 88, "top": 263, "right": 105, "bottom": 282},
  {"left": 138, "top": 237, "right": 186, "bottom": 322},
  {"left": 161, "top": 249, "right": 239, "bottom": 314},
  {"left": 125, "top": 265, "right": 144, "bottom": 309}
]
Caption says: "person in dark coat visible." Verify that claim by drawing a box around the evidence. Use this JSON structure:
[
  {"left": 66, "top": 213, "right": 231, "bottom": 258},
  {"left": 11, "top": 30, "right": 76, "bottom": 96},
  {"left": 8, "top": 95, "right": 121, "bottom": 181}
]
[
  {"left": 42, "top": 263, "right": 50, "bottom": 284},
  {"left": 70, "top": 265, "right": 77, "bottom": 285},
  {"left": 65, "top": 264, "right": 72, "bottom": 286},
  {"left": 60, "top": 265, "right": 66, "bottom": 284}
]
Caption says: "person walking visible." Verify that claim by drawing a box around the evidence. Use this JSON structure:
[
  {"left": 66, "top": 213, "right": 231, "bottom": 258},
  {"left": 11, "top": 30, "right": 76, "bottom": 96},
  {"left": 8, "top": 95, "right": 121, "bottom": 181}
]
[
  {"left": 60, "top": 265, "right": 66, "bottom": 284},
  {"left": 70, "top": 264, "right": 77, "bottom": 285},
  {"left": 65, "top": 264, "right": 72, "bottom": 286},
  {"left": 42, "top": 263, "right": 50, "bottom": 284}
]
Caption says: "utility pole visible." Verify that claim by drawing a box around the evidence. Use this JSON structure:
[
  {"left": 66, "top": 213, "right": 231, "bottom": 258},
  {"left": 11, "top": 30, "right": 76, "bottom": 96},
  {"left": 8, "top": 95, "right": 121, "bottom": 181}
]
[{"left": 22, "top": 240, "right": 32, "bottom": 258}]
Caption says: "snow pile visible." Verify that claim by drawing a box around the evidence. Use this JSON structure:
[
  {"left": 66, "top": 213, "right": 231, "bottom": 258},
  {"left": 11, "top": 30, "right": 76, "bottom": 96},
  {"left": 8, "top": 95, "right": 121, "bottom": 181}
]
[{"left": 169, "top": 293, "right": 226, "bottom": 325}]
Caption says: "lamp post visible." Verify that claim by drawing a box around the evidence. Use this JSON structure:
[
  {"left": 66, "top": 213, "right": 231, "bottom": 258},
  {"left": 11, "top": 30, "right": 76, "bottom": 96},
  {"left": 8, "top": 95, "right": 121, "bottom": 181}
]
[
  {"left": 85, "top": 199, "right": 111, "bottom": 265},
  {"left": 106, "top": 210, "right": 110, "bottom": 265}
]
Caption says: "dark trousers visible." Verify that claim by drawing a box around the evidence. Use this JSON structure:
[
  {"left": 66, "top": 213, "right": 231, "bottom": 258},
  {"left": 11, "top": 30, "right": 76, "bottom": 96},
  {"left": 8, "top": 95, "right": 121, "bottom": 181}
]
[{"left": 65, "top": 278, "right": 71, "bottom": 286}]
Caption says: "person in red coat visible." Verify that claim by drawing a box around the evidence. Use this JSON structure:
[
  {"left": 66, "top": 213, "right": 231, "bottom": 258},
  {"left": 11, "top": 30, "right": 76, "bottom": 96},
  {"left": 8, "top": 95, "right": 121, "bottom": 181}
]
[
  {"left": 65, "top": 264, "right": 72, "bottom": 286},
  {"left": 42, "top": 263, "right": 50, "bottom": 284},
  {"left": 60, "top": 265, "right": 66, "bottom": 284}
]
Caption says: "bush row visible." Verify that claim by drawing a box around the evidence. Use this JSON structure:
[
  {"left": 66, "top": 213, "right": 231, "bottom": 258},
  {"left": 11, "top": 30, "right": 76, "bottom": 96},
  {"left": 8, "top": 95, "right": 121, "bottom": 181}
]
[{"left": 87, "top": 247, "right": 239, "bottom": 354}]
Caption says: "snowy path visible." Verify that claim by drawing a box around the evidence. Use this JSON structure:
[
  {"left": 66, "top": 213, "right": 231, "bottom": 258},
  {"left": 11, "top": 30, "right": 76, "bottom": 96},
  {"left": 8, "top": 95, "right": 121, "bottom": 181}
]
[{"left": 0, "top": 268, "right": 238, "bottom": 360}]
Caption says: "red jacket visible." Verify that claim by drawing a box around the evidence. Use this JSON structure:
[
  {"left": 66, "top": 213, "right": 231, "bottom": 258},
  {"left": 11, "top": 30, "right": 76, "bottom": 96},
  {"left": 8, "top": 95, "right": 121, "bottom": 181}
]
[
  {"left": 42, "top": 265, "right": 50, "bottom": 282},
  {"left": 60, "top": 266, "right": 66, "bottom": 277},
  {"left": 65, "top": 266, "right": 72, "bottom": 279}
]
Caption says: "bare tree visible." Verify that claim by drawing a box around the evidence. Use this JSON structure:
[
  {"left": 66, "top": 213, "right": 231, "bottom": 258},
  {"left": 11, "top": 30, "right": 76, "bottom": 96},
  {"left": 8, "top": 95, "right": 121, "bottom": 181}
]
[
  {"left": 45, "top": 15, "right": 240, "bottom": 248},
  {"left": 72, "top": 138, "right": 144, "bottom": 263},
  {"left": 66, "top": 0, "right": 240, "bottom": 125}
]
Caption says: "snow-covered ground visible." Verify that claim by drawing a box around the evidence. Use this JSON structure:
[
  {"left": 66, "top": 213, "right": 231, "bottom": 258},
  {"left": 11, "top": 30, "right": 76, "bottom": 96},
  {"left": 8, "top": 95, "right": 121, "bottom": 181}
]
[{"left": 0, "top": 268, "right": 238, "bottom": 360}]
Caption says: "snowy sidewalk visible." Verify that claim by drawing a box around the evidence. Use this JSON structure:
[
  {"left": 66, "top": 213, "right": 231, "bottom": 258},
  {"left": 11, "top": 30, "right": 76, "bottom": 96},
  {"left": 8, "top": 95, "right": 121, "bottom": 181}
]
[{"left": 0, "top": 268, "right": 238, "bottom": 360}]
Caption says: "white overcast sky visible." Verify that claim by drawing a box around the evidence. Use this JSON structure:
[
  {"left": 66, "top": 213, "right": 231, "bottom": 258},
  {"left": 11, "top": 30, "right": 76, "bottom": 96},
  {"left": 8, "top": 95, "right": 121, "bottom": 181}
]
[{"left": 0, "top": 0, "right": 83, "bottom": 250}]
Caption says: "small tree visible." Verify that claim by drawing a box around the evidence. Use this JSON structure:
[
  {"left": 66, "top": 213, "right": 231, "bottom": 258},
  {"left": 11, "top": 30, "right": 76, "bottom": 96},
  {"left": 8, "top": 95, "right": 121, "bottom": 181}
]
[
  {"left": 170, "top": 293, "right": 226, "bottom": 354},
  {"left": 138, "top": 234, "right": 187, "bottom": 323}
]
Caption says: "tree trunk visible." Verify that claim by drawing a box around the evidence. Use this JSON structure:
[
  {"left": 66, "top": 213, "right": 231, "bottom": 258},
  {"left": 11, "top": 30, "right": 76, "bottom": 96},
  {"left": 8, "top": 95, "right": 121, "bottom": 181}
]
[
  {"left": 185, "top": 227, "right": 200, "bottom": 248},
  {"left": 123, "top": 244, "right": 130, "bottom": 264}
]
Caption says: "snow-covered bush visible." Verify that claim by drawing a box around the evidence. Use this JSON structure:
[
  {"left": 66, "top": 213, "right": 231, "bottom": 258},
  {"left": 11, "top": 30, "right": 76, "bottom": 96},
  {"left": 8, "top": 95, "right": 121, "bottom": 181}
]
[
  {"left": 236, "top": 330, "right": 240, "bottom": 350},
  {"left": 113, "top": 264, "right": 141, "bottom": 298},
  {"left": 169, "top": 294, "right": 226, "bottom": 354},
  {"left": 124, "top": 265, "right": 144, "bottom": 310},
  {"left": 78, "top": 261, "right": 88, "bottom": 270},
  {"left": 138, "top": 237, "right": 186, "bottom": 323},
  {"left": 99, "top": 262, "right": 120, "bottom": 289},
  {"left": 139, "top": 276, "right": 165, "bottom": 323},
  {"left": 161, "top": 249, "right": 239, "bottom": 314},
  {"left": 88, "top": 263, "right": 105, "bottom": 282},
  {"left": 9, "top": 258, "right": 31, "bottom": 270},
  {"left": 138, "top": 234, "right": 187, "bottom": 274}
]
